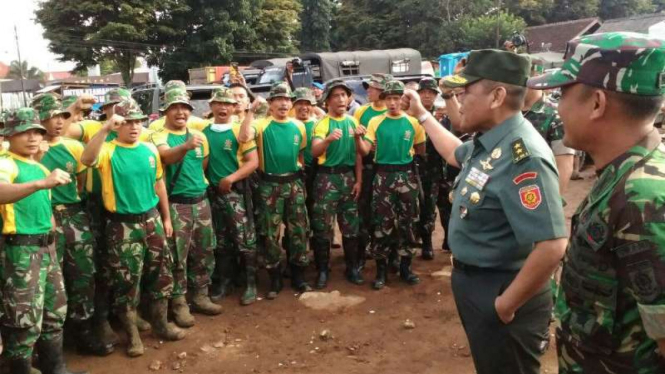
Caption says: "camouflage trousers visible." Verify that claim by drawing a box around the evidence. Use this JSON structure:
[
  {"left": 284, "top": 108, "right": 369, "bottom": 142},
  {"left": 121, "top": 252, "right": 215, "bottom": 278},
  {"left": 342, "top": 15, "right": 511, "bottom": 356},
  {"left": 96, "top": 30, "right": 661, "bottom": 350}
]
[
  {"left": 87, "top": 195, "right": 113, "bottom": 305},
  {"left": 358, "top": 165, "right": 375, "bottom": 246},
  {"left": 257, "top": 179, "right": 309, "bottom": 268},
  {"left": 106, "top": 210, "right": 174, "bottom": 311},
  {"left": 169, "top": 198, "right": 216, "bottom": 296},
  {"left": 311, "top": 170, "right": 359, "bottom": 239},
  {"left": 0, "top": 241, "right": 67, "bottom": 359},
  {"left": 418, "top": 173, "right": 441, "bottom": 236},
  {"left": 53, "top": 205, "right": 96, "bottom": 321},
  {"left": 370, "top": 170, "right": 420, "bottom": 260},
  {"left": 210, "top": 188, "right": 257, "bottom": 256}
]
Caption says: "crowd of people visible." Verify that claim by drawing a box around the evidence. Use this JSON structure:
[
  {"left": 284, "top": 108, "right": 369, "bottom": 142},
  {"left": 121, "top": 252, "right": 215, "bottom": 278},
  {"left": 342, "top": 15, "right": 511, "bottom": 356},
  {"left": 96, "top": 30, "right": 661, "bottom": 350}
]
[{"left": 0, "top": 30, "right": 664, "bottom": 374}]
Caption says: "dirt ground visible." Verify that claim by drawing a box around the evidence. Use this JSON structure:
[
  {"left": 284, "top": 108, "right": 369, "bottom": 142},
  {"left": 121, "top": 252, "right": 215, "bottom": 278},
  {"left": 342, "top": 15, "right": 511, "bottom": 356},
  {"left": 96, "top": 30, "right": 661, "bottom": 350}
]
[{"left": 64, "top": 170, "right": 596, "bottom": 374}]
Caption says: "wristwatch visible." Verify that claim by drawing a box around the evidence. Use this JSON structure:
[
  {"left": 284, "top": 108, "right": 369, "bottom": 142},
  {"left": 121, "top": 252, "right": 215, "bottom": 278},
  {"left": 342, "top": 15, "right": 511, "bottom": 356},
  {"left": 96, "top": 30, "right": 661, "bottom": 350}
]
[{"left": 418, "top": 112, "right": 430, "bottom": 124}]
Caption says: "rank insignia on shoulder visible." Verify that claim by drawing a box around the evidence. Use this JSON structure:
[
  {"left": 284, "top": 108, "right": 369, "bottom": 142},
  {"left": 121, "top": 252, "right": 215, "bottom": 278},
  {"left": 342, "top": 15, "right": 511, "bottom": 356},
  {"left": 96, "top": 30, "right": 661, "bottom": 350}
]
[{"left": 511, "top": 138, "right": 530, "bottom": 164}]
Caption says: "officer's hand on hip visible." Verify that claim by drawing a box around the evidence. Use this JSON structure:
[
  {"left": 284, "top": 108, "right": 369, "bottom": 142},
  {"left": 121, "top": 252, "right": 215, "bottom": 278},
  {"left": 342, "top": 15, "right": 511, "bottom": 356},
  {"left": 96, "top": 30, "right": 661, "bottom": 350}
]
[
  {"left": 401, "top": 89, "right": 427, "bottom": 118},
  {"left": 495, "top": 295, "right": 516, "bottom": 324},
  {"left": 41, "top": 168, "right": 72, "bottom": 189}
]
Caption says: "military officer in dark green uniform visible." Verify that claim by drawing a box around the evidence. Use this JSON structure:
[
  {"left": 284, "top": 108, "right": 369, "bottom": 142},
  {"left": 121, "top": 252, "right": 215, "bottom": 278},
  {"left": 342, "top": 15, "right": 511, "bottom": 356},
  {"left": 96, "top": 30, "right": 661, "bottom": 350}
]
[
  {"left": 403, "top": 50, "right": 568, "bottom": 374},
  {"left": 528, "top": 32, "right": 665, "bottom": 373}
]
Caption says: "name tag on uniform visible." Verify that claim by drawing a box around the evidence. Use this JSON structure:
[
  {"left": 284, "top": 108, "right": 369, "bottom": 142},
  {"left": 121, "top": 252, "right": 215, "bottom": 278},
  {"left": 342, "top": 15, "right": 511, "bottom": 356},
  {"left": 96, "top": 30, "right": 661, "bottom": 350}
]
[{"left": 465, "top": 167, "right": 490, "bottom": 191}]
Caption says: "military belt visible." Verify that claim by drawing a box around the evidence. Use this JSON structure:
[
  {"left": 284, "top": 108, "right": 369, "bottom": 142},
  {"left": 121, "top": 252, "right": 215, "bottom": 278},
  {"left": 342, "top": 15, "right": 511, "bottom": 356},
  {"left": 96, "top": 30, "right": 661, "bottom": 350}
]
[
  {"left": 452, "top": 258, "right": 517, "bottom": 273},
  {"left": 4, "top": 233, "right": 55, "bottom": 247},
  {"left": 53, "top": 202, "right": 85, "bottom": 216},
  {"left": 317, "top": 165, "right": 353, "bottom": 174},
  {"left": 259, "top": 171, "right": 303, "bottom": 184},
  {"left": 375, "top": 163, "right": 413, "bottom": 172},
  {"left": 105, "top": 207, "right": 158, "bottom": 224},
  {"left": 169, "top": 193, "right": 206, "bottom": 205}
]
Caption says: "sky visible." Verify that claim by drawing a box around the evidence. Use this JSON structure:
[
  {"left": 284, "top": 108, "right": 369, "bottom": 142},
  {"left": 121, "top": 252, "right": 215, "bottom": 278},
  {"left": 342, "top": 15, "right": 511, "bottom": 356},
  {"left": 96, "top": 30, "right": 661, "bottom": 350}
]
[{"left": 0, "top": 0, "right": 75, "bottom": 72}]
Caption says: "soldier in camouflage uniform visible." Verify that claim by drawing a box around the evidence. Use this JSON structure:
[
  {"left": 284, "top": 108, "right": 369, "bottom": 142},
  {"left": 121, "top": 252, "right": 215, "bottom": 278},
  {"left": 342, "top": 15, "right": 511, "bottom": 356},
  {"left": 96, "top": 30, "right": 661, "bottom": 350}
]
[
  {"left": 31, "top": 93, "right": 114, "bottom": 357},
  {"left": 150, "top": 88, "right": 221, "bottom": 328},
  {"left": 81, "top": 101, "right": 184, "bottom": 358},
  {"left": 415, "top": 77, "right": 444, "bottom": 260},
  {"left": 292, "top": 88, "right": 319, "bottom": 219},
  {"left": 203, "top": 87, "right": 259, "bottom": 306},
  {"left": 528, "top": 32, "right": 665, "bottom": 373},
  {"left": 239, "top": 82, "right": 312, "bottom": 298},
  {"left": 0, "top": 108, "right": 84, "bottom": 374},
  {"left": 310, "top": 80, "right": 364, "bottom": 289},
  {"left": 357, "top": 80, "right": 426, "bottom": 289}
]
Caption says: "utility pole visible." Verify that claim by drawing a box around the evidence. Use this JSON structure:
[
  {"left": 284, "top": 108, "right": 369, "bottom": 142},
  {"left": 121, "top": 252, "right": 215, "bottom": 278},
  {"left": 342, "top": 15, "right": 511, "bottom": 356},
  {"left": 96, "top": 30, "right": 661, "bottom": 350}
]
[{"left": 14, "top": 25, "right": 27, "bottom": 106}]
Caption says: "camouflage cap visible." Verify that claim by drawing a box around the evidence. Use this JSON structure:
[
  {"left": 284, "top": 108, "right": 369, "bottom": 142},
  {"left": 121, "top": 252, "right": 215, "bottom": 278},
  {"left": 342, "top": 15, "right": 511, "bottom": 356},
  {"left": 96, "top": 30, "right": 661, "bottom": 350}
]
[
  {"left": 2, "top": 108, "right": 46, "bottom": 137},
  {"left": 61, "top": 95, "right": 78, "bottom": 109},
  {"left": 417, "top": 77, "right": 441, "bottom": 94},
  {"left": 114, "top": 99, "right": 148, "bottom": 121},
  {"left": 380, "top": 80, "right": 406, "bottom": 98},
  {"left": 164, "top": 80, "right": 187, "bottom": 92},
  {"left": 292, "top": 87, "right": 317, "bottom": 105},
  {"left": 102, "top": 88, "right": 132, "bottom": 108},
  {"left": 322, "top": 79, "right": 353, "bottom": 102},
  {"left": 31, "top": 93, "right": 71, "bottom": 121},
  {"left": 208, "top": 87, "right": 238, "bottom": 104},
  {"left": 268, "top": 82, "right": 292, "bottom": 100},
  {"left": 362, "top": 73, "right": 393, "bottom": 90},
  {"left": 441, "top": 49, "right": 531, "bottom": 88},
  {"left": 161, "top": 88, "right": 193, "bottom": 111},
  {"left": 528, "top": 32, "right": 665, "bottom": 96}
]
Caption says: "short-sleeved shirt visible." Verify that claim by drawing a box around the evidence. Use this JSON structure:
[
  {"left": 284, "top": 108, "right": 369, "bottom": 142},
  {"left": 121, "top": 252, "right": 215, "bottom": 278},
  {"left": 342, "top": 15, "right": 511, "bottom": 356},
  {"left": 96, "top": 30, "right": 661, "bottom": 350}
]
[
  {"left": 449, "top": 113, "right": 567, "bottom": 270},
  {"left": 364, "top": 113, "right": 426, "bottom": 165},
  {"left": 556, "top": 129, "right": 665, "bottom": 373},
  {"left": 150, "top": 127, "right": 209, "bottom": 197},
  {"left": 94, "top": 140, "right": 163, "bottom": 214},
  {"left": 0, "top": 152, "right": 52, "bottom": 234},
  {"left": 303, "top": 118, "right": 317, "bottom": 166},
  {"left": 524, "top": 98, "right": 576, "bottom": 156},
  {"left": 74, "top": 120, "right": 103, "bottom": 143},
  {"left": 313, "top": 114, "right": 358, "bottom": 167},
  {"left": 202, "top": 123, "right": 256, "bottom": 187},
  {"left": 148, "top": 115, "right": 210, "bottom": 132},
  {"left": 354, "top": 103, "right": 387, "bottom": 127},
  {"left": 254, "top": 116, "right": 306, "bottom": 175},
  {"left": 40, "top": 138, "right": 87, "bottom": 205}
]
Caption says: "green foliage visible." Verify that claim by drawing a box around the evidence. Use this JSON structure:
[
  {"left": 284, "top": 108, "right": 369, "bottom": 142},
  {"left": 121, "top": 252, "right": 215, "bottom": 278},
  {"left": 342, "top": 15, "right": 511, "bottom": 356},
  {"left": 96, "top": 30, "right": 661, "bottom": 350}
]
[
  {"left": 300, "top": 0, "right": 333, "bottom": 52},
  {"left": 458, "top": 12, "right": 527, "bottom": 50},
  {"left": 599, "top": 0, "right": 655, "bottom": 19},
  {"left": 8, "top": 61, "right": 44, "bottom": 81},
  {"left": 548, "top": 0, "right": 600, "bottom": 22},
  {"left": 253, "top": 0, "right": 302, "bottom": 53}
]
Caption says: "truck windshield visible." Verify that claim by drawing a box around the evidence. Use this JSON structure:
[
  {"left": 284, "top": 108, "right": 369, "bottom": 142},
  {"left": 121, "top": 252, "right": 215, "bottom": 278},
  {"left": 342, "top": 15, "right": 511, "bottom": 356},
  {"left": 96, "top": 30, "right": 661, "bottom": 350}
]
[{"left": 258, "top": 67, "right": 285, "bottom": 84}]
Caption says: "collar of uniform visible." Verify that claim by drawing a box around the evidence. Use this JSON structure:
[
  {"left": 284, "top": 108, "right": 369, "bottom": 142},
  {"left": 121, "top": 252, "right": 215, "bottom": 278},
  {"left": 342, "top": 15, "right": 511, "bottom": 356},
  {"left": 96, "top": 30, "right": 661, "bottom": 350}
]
[
  {"left": 595, "top": 129, "right": 662, "bottom": 177},
  {"left": 269, "top": 116, "right": 291, "bottom": 124},
  {"left": 328, "top": 114, "right": 347, "bottom": 121},
  {"left": 477, "top": 112, "right": 525, "bottom": 152},
  {"left": 163, "top": 127, "right": 187, "bottom": 135},
  {"left": 48, "top": 138, "right": 63, "bottom": 146},
  {"left": 371, "top": 103, "right": 386, "bottom": 111},
  {"left": 8, "top": 151, "right": 38, "bottom": 164},
  {"left": 385, "top": 113, "right": 405, "bottom": 120},
  {"left": 111, "top": 139, "right": 141, "bottom": 148}
]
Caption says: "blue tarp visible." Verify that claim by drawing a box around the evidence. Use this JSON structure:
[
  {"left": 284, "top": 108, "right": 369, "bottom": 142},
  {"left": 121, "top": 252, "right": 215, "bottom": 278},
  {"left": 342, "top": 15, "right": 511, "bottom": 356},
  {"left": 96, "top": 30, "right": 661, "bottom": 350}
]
[{"left": 438, "top": 52, "right": 470, "bottom": 77}]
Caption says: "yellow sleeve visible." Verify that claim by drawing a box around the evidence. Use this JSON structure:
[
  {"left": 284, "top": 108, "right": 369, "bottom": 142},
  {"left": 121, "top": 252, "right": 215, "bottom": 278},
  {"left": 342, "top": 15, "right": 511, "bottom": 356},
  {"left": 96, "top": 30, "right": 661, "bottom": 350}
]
[
  {"left": 145, "top": 143, "right": 164, "bottom": 180},
  {"left": 148, "top": 118, "right": 165, "bottom": 132},
  {"left": 140, "top": 128, "right": 154, "bottom": 142},
  {"left": 149, "top": 129, "right": 168, "bottom": 148},
  {"left": 354, "top": 105, "right": 368, "bottom": 122},
  {"left": 410, "top": 116, "right": 426, "bottom": 145},
  {"left": 0, "top": 157, "right": 18, "bottom": 183},
  {"left": 95, "top": 143, "right": 113, "bottom": 171},
  {"left": 296, "top": 120, "right": 307, "bottom": 151},
  {"left": 313, "top": 117, "right": 330, "bottom": 140},
  {"left": 364, "top": 116, "right": 382, "bottom": 144},
  {"left": 188, "top": 116, "right": 211, "bottom": 131},
  {"left": 233, "top": 124, "right": 257, "bottom": 155},
  {"left": 64, "top": 140, "right": 87, "bottom": 174},
  {"left": 253, "top": 118, "right": 270, "bottom": 137},
  {"left": 81, "top": 120, "right": 103, "bottom": 143}
]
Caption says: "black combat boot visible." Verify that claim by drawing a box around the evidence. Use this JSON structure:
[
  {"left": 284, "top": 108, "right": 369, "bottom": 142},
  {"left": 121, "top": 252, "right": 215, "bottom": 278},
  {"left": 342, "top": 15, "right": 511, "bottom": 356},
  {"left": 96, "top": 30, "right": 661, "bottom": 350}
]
[
  {"left": 74, "top": 318, "right": 114, "bottom": 356},
  {"left": 342, "top": 236, "right": 364, "bottom": 285},
  {"left": 210, "top": 250, "right": 235, "bottom": 301},
  {"left": 372, "top": 259, "right": 388, "bottom": 290},
  {"left": 399, "top": 256, "right": 421, "bottom": 285},
  {"left": 312, "top": 237, "right": 331, "bottom": 289},
  {"left": 36, "top": 335, "right": 89, "bottom": 374},
  {"left": 9, "top": 357, "right": 33, "bottom": 374},
  {"left": 290, "top": 264, "right": 313, "bottom": 293},
  {"left": 240, "top": 251, "right": 258, "bottom": 306},
  {"left": 357, "top": 236, "right": 368, "bottom": 271},
  {"left": 266, "top": 265, "right": 283, "bottom": 300},
  {"left": 421, "top": 233, "right": 434, "bottom": 260},
  {"left": 388, "top": 248, "right": 400, "bottom": 273}
]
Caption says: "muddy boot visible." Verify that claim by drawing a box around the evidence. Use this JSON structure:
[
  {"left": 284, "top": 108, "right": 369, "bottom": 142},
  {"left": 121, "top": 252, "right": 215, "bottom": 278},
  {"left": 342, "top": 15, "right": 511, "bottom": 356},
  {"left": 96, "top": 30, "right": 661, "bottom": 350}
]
[
  {"left": 92, "top": 286, "right": 118, "bottom": 347},
  {"left": 372, "top": 259, "right": 387, "bottom": 290},
  {"left": 74, "top": 318, "right": 114, "bottom": 356},
  {"left": 36, "top": 335, "right": 88, "bottom": 374},
  {"left": 210, "top": 250, "right": 235, "bottom": 302},
  {"left": 290, "top": 264, "right": 313, "bottom": 293},
  {"left": 388, "top": 249, "right": 400, "bottom": 274},
  {"left": 150, "top": 299, "right": 186, "bottom": 341},
  {"left": 191, "top": 287, "right": 223, "bottom": 315},
  {"left": 240, "top": 251, "right": 258, "bottom": 306},
  {"left": 399, "top": 256, "right": 420, "bottom": 285},
  {"left": 117, "top": 309, "right": 144, "bottom": 358},
  {"left": 343, "top": 236, "right": 364, "bottom": 285},
  {"left": 312, "top": 237, "right": 330, "bottom": 289},
  {"left": 266, "top": 265, "right": 283, "bottom": 300},
  {"left": 171, "top": 295, "right": 195, "bottom": 328},
  {"left": 9, "top": 357, "right": 33, "bottom": 374},
  {"left": 136, "top": 314, "right": 152, "bottom": 332},
  {"left": 421, "top": 233, "right": 434, "bottom": 260},
  {"left": 357, "top": 236, "right": 368, "bottom": 271}
]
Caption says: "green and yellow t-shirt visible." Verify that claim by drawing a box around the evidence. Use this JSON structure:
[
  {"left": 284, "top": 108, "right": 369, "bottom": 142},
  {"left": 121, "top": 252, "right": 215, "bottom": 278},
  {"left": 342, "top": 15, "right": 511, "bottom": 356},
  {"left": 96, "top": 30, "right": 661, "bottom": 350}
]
[
  {"left": 313, "top": 115, "right": 358, "bottom": 167},
  {"left": 254, "top": 117, "right": 306, "bottom": 175},
  {"left": 148, "top": 116, "right": 210, "bottom": 132},
  {"left": 150, "top": 128, "right": 209, "bottom": 197},
  {"left": 202, "top": 123, "right": 257, "bottom": 187},
  {"left": 0, "top": 152, "right": 53, "bottom": 234},
  {"left": 354, "top": 103, "right": 387, "bottom": 127},
  {"left": 94, "top": 140, "right": 163, "bottom": 214},
  {"left": 365, "top": 113, "right": 426, "bottom": 165},
  {"left": 303, "top": 118, "right": 317, "bottom": 166},
  {"left": 40, "top": 138, "right": 86, "bottom": 205},
  {"left": 74, "top": 120, "right": 103, "bottom": 143}
]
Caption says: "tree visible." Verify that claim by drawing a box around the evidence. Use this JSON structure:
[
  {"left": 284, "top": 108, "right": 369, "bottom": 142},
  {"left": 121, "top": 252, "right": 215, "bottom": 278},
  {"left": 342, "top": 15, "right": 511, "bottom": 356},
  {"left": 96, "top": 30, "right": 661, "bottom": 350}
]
[
  {"left": 252, "top": 0, "right": 302, "bottom": 53},
  {"left": 599, "top": 0, "right": 654, "bottom": 19},
  {"left": 300, "top": 0, "right": 333, "bottom": 52},
  {"left": 36, "top": 0, "right": 172, "bottom": 86},
  {"left": 458, "top": 11, "right": 527, "bottom": 50},
  {"left": 547, "top": 0, "right": 600, "bottom": 23},
  {"left": 8, "top": 60, "right": 44, "bottom": 81}
]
